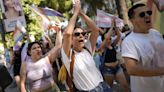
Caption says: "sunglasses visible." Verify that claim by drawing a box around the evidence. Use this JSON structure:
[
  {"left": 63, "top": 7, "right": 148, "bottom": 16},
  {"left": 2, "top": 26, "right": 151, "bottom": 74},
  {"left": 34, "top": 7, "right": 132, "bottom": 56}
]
[
  {"left": 139, "top": 10, "right": 152, "bottom": 18},
  {"left": 73, "top": 32, "right": 87, "bottom": 37}
]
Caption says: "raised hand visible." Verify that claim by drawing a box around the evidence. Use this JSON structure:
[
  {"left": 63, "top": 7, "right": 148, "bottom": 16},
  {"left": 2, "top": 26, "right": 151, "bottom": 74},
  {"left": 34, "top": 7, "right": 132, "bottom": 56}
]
[
  {"left": 73, "top": 0, "right": 81, "bottom": 15},
  {"left": 78, "top": 9, "right": 85, "bottom": 16},
  {"left": 110, "top": 18, "right": 116, "bottom": 29}
]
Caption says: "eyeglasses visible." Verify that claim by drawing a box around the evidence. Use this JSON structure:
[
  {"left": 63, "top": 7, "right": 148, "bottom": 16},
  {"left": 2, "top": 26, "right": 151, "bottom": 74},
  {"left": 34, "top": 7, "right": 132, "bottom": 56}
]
[
  {"left": 73, "top": 32, "right": 87, "bottom": 37},
  {"left": 139, "top": 10, "right": 152, "bottom": 18}
]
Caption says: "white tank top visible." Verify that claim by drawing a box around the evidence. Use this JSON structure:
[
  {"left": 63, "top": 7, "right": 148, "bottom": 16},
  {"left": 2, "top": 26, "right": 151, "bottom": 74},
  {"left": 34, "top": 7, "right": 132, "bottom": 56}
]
[{"left": 61, "top": 41, "right": 103, "bottom": 91}]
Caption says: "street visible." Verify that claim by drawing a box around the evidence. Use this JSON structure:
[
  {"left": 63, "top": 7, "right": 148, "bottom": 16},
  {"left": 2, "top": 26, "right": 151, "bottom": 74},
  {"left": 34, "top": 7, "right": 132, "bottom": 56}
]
[
  {"left": 2, "top": 80, "right": 124, "bottom": 92},
  {"left": 0, "top": 76, "right": 124, "bottom": 92}
]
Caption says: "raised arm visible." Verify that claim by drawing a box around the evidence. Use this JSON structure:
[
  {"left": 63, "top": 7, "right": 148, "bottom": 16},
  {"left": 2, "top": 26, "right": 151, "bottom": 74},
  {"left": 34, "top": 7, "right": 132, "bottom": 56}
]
[
  {"left": 99, "top": 27, "right": 114, "bottom": 53},
  {"left": 20, "top": 62, "right": 27, "bottom": 92},
  {"left": 124, "top": 57, "right": 164, "bottom": 76},
  {"left": 44, "top": 35, "right": 53, "bottom": 49},
  {"left": 79, "top": 11, "right": 100, "bottom": 54},
  {"left": 47, "top": 30, "right": 62, "bottom": 63},
  {"left": 99, "top": 20, "right": 115, "bottom": 53},
  {"left": 63, "top": 0, "right": 81, "bottom": 57},
  {"left": 111, "top": 19, "right": 121, "bottom": 46},
  {"left": 112, "top": 27, "right": 121, "bottom": 46}
]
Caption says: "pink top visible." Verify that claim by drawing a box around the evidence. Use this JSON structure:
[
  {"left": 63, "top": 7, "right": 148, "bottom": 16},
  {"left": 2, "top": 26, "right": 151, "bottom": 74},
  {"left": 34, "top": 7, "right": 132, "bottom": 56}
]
[{"left": 26, "top": 56, "right": 54, "bottom": 90}]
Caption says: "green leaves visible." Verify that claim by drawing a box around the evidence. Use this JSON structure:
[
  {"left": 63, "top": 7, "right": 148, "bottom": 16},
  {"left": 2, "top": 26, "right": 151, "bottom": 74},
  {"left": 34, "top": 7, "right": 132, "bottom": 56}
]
[
  {"left": 21, "top": 0, "right": 43, "bottom": 39},
  {"left": 3, "top": 0, "right": 111, "bottom": 48}
]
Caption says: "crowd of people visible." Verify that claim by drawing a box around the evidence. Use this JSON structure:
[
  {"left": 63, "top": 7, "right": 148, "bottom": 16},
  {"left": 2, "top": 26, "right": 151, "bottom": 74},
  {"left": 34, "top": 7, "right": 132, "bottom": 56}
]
[{"left": 1, "top": 0, "right": 164, "bottom": 92}]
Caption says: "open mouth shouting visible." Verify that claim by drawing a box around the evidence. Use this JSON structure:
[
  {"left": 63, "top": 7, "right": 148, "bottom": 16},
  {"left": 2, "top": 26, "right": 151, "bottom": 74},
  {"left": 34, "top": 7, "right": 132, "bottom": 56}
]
[
  {"left": 79, "top": 39, "right": 84, "bottom": 43},
  {"left": 145, "top": 19, "right": 151, "bottom": 24}
]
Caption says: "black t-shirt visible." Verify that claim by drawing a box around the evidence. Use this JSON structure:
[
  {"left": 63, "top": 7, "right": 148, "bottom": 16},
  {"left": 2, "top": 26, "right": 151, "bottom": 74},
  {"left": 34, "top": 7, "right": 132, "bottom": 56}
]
[{"left": 104, "top": 46, "right": 117, "bottom": 63}]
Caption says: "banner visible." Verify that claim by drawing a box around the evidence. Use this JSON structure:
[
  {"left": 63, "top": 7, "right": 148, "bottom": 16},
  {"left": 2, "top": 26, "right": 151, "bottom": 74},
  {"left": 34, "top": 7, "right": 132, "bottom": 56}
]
[
  {"left": 30, "top": 5, "right": 68, "bottom": 31},
  {"left": 13, "top": 21, "right": 26, "bottom": 43},
  {"left": 96, "top": 9, "right": 124, "bottom": 28},
  {"left": 0, "top": 0, "right": 26, "bottom": 32}
]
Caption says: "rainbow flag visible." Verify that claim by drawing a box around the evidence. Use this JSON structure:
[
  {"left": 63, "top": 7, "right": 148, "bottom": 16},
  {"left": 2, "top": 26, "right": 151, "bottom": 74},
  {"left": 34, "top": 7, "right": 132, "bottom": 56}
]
[
  {"left": 30, "top": 5, "right": 67, "bottom": 31},
  {"left": 13, "top": 21, "right": 26, "bottom": 43},
  {"left": 30, "top": 5, "right": 50, "bottom": 30},
  {"left": 41, "top": 7, "right": 64, "bottom": 17}
]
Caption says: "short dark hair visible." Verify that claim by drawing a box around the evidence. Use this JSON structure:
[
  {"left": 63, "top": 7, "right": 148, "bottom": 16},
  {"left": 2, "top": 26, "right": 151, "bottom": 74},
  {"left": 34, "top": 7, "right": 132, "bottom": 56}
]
[
  {"left": 128, "top": 3, "right": 146, "bottom": 19},
  {"left": 27, "top": 41, "right": 41, "bottom": 56},
  {"left": 74, "top": 25, "right": 81, "bottom": 30},
  {"left": 74, "top": 25, "right": 86, "bottom": 32}
]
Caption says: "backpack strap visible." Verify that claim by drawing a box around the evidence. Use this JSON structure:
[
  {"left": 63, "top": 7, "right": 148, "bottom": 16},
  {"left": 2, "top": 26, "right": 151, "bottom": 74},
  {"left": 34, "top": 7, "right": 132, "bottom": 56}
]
[
  {"left": 66, "top": 51, "right": 76, "bottom": 92},
  {"left": 70, "top": 51, "right": 75, "bottom": 79},
  {"left": 67, "top": 47, "right": 91, "bottom": 91},
  {"left": 69, "top": 47, "right": 91, "bottom": 79}
]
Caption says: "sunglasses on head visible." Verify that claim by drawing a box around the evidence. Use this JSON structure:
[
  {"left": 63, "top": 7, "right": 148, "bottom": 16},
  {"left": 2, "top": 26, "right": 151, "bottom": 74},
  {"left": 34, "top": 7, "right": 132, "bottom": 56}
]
[
  {"left": 139, "top": 10, "right": 152, "bottom": 18},
  {"left": 73, "top": 32, "right": 87, "bottom": 37}
]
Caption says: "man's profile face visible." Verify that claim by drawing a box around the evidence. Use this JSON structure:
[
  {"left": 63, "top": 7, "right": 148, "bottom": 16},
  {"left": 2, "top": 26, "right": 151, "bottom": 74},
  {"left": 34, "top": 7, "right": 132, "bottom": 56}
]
[{"left": 131, "top": 6, "right": 152, "bottom": 31}]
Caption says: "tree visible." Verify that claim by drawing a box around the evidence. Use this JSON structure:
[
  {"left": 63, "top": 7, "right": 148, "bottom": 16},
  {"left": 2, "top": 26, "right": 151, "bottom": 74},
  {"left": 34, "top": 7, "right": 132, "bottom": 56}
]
[
  {"left": 82, "top": 0, "right": 106, "bottom": 16},
  {"left": 116, "top": 0, "right": 131, "bottom": 25},
  {"left": 2, "top": 0, "right": 44, "bottom": 48},
  {"left": 22, "top": 0, "right": 44, "bottom": 40},
  {"left": 1, "top": 0, "right": 114, "bottom": 48},
  {"left": 39, "top": 0, "right": 73, "bottom": 19}
]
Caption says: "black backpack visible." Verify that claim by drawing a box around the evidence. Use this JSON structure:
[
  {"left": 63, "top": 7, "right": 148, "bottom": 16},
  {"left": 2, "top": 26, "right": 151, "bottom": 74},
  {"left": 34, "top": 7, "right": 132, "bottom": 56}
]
[{"left": 0, "top": 65, "right": 13, "bottom": 89}]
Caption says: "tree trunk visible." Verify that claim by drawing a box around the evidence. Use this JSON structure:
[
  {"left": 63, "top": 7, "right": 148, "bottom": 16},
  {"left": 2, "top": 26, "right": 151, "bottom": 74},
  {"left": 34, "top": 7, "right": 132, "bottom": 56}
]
[
  {"left": 120, "top": 0, "right": 129, "bottom": 25},
  {"left": 116, "top": 0, "right": 129, "bottom": 25},
  {"left": 115, "top": 0, "right": 122, "bottom": 19}
]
